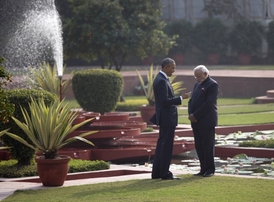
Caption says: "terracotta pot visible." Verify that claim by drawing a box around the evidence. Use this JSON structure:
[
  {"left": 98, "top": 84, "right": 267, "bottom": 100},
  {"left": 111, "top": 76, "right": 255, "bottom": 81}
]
[
  {"left": 35, "top": 155, "right": 70, "bottom": 186},
  {"left": 238, "top": 53, "right": 251, "bottom": 65},
  {"left": 140, "top": 105, "right": 155, "bottom": 125},
  {"left": 206, "top": 53, "right": 220, "bottom": 65}
]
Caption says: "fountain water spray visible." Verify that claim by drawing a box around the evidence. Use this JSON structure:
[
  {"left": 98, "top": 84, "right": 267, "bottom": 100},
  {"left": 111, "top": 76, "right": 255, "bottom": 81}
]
[{"left": 0, "top": 0, "right": 63, "bottom": 77}]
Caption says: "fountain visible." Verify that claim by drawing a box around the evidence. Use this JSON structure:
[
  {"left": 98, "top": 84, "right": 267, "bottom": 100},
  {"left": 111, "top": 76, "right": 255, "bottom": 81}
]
[
  {"left": 0, "top": 0, "right": 63, "bottom": 77},
  {"left": 0, "top": 0, "right": 192, "bottom": 163}
]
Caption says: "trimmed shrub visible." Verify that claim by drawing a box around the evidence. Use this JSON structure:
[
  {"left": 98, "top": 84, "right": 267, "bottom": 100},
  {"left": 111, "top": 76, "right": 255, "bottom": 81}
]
[
  {"left": 0, "top": 89, "right": 56, "bottom": 166},
  {"left": 0, "top": 159, "right": 110, "bottom": 178},
  {"left": 239, "top": 139, "right": 274, "bottom": 148},
  {"left": 72, "top": 69, "right": 124, "bottom": 114}
]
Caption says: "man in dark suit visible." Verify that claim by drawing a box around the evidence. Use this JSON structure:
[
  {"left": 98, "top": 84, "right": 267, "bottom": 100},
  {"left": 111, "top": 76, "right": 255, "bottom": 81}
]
[
  {"left": 150, "top": 57, "right": 190, "bottom": 180},
  {"left": 188, "top": 65, "right": 218, "bottom": 177}
]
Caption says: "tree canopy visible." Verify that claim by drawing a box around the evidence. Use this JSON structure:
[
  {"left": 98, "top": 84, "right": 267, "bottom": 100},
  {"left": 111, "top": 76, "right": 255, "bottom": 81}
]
[{"left": 57, "top": 0, "right": 174, "bottom": 71}]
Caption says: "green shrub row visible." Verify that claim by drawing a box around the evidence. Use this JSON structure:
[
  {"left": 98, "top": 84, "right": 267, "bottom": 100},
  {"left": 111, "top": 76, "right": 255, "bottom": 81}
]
[
  {"left": 239, "top": 139, "right": 274, "bottom": 148},
  {"left": 164, "top": 18, "right": 268, "bottom": 56},
  {"left": 115, "top": 100, "right": 148, "bottom": 111},
  {"left": 0, "top": 159, "right": 110, "bottom": 178}
]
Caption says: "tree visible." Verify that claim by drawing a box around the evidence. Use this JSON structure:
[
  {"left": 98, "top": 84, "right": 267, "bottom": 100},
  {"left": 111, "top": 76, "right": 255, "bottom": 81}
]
[
  {"left": 61, "top": 0, "right": 174, "bottom": 71},
  {"left": 203, "top": 0, "right": 243, "bottom": 19},
  {"left": 0, "top": 56, "right": 14, "bottom": 123}
]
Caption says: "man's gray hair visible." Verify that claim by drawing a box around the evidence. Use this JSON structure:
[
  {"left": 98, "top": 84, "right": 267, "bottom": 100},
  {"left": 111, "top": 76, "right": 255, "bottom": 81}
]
[
  {"left": 161, "top": 57, "right": 175, "bottom": 69},
  {"left": 194, "top": 65, "right": 209, "bottom": 74}
]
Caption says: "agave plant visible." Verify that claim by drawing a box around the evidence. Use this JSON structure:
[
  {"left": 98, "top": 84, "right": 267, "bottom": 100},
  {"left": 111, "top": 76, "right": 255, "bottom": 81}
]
[
  {"left": 0, "top": 129, "right": 10, "bottom": 150},
  {"left": 30, "top": 63, "right": 73, "bottom": 97},
  {"left": 136, "top": 65, "right": 185, "bottom": 106},
  {"left": 136, "top": 65, "right": 158, "bottom": 106},
  {"left": 4, "top": 98, "right": 97, "bottom": 159}
]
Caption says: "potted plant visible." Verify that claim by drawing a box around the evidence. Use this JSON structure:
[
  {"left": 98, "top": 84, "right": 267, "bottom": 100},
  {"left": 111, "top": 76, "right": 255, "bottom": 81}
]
[
  {"left": 192, "top": 18, "right": 228, "bottom": 65},
  {"left": 136, "top": 65, "right": 184, "bottom": 124},
  {"left": 229, "top": 20, "right": 265, "bottom": 65},
  {"left": 164, "top": 20, "right": 193, "bottom": 65},
  {"left": 4, "top": 98, "right": 97, "bottom": 186}
]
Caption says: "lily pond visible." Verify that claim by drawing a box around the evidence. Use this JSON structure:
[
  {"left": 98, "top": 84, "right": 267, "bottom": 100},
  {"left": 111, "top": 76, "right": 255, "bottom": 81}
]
[{"left": 134, "top": 130, "right": 274, "bottom": 178}]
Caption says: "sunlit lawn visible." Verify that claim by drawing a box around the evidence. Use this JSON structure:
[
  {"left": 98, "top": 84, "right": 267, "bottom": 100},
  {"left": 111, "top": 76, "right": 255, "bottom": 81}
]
[
  {"left": 3, "top": 175, "right": 274, "bottom": 202},
  {"left": 65, "top": 97, "right": 274, "bottom": 126}
]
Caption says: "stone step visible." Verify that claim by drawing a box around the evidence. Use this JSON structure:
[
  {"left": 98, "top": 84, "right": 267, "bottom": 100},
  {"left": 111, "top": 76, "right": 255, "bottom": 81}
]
[
  {"left": 255, "top": 96, "right": 274, "bottom": 104},
  {"left": 267, "top": 90, "right": 274, "bottom": 98}
]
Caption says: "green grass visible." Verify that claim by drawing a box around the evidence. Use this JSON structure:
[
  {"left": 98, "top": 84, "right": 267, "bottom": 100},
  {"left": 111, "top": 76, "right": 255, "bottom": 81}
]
[
  {"left": 67, "top": 97, "right": 274, "bottom": 126},
  {"left": 178, "top": 104, "right": 274, "bottom": 115},
  {"left": 120, "top": 96, "right": 274, "bottom": 126},
  {"left": 3, "top": 174, "right": 274, "bottom": 202}
]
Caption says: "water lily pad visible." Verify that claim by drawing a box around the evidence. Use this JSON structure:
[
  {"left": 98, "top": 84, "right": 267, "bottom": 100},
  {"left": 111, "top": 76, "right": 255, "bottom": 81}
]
[
  {"left": 233, "top": 153, "right": 249, "bottom": 159},
  {"left": 237, "top": 170, "right": 253, "bottom": 175}
]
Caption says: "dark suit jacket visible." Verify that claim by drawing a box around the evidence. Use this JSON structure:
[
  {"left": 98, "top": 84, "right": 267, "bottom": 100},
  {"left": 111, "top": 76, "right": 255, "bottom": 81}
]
[
  {"left": 150, "top": 72, "right": 182, "bottom": 127},
  {"left": 188, "top": 76, "right": 218, "bottom": 128}
]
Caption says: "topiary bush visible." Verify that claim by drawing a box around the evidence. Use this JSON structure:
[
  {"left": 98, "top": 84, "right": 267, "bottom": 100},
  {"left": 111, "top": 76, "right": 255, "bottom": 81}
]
[
  {"left": 0, "top": 89, "right": 57, "bottom": 166},
  {"left": 72, "top": 69, "right": 124, "bottom": 114}
]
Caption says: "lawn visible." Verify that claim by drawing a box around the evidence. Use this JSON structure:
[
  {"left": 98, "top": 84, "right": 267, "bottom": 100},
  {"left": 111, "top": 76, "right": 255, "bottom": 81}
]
[
  {"left": 66, "top": 97, "right": 274, "bottom": 126},
  {"left": 3, "top": 175, "right": 274, "bottom": 202},
  {"left": 120, "top": 97, "right": 274, "bottom": 126}
]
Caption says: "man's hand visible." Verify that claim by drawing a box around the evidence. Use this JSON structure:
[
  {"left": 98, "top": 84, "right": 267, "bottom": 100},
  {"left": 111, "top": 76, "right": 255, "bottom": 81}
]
[
  {"left": 188, "top": 114, "right": 197, "bottom": 123},
  {"left": 182, "top": 91, "right": 191, "bottom": 99}
]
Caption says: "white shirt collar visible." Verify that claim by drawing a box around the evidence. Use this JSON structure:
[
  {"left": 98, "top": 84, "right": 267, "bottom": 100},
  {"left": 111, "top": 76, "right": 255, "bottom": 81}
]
[{"left": 160, "top": 70, "right": 168, "bottom": 79}]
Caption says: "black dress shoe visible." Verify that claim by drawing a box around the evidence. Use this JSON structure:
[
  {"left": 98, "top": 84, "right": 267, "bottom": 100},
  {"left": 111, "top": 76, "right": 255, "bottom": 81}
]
[
  {"left": 162, "top": 176, "right": 181, "bottom": 180},
  {"left": 193, "top": 172, "right": 205, "bottom": 176},
  {"left": 203, "top": 172, "right": 214, "bottom": 177}
]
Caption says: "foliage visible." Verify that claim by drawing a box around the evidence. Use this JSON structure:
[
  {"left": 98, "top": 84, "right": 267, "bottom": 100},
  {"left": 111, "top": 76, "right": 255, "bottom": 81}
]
[
  {"left": 164, "top": 20, "right": 193, "bottom": 54},
  {"left": 0, "top": 159, "right": 109, "bottom": 178},
  {"left": 136, "top": 65, "right": 158, "bottom": 106},
  {"left": 142, "top": 127, "right": 154, "bottom": 132},
  {"left": 229, "top": 20, "right": 265, "bottom": 54},
  {"left": 62, "top": 0, "right": 174, "bottom": 71},
  {"left": 0, "top": 56, "right": 14, "bottom": 124},
  {"left": 192, "top": 18, "right": 228, "bottom": 54},
  {"left": 30, "top": 63, "right": 73, "bottom": 98},
  {"left": 72, "top": 69, "right": 124, "bottom": 114},
  {"left": 0, "top": 89, "right": 56, "bottom": 165},
  {"left": 115, "top": 100, "right": 147, "bottom": 111},
  {"left": 68, "top": 159, "right": 109, "bottom": 173},
  {"left": 202, "top": 0, "right": 243, "bottom": 19},
  {"left": 239, "top": 139, "right": 274, "bottom": 148},
  {"left": 4, "top": 98, "right": 97, "bottom": 159},
  {"left": 136, "top": 65, "right": 185, "bottom": 106},
  {"left": 266, "top": 20, "right": 274, "bottom": 51}
]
